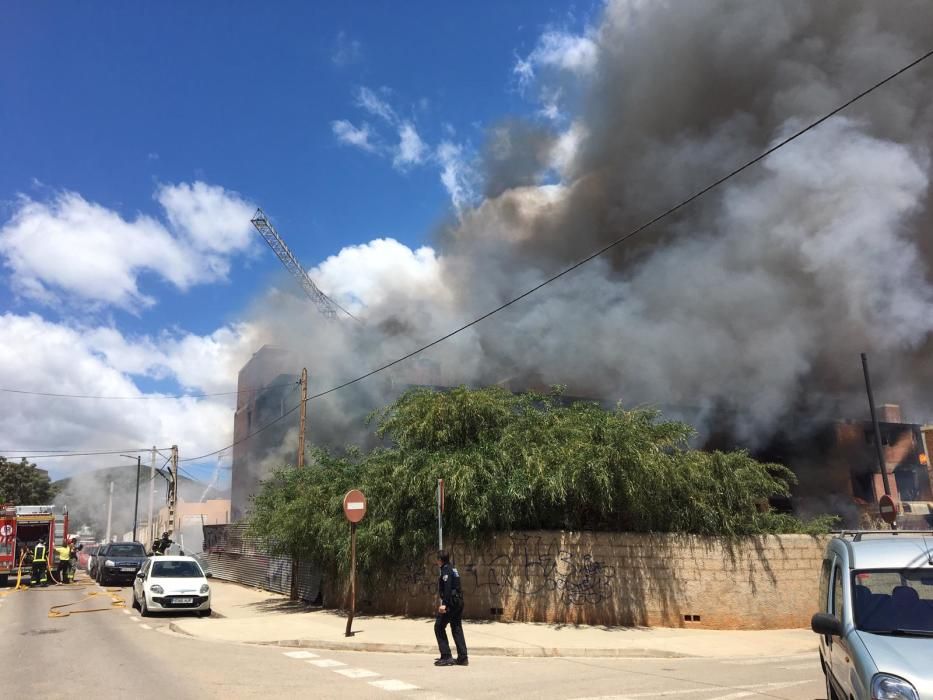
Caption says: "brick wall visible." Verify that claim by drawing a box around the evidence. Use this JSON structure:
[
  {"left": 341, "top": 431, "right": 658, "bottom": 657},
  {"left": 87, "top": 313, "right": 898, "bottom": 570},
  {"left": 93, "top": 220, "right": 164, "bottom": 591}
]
[{"left": 332, "top": 531, "right": 830, "bottom": 630}]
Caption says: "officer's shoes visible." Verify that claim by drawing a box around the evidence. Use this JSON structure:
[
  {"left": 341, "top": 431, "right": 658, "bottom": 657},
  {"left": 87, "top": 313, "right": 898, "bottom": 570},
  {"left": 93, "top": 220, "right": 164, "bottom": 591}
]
[
  {"left": 456, "top": 657, "right": 469, "bottom": 666},
  {"left": 434, "top": 658, "right": 455, "bottom": 667}
]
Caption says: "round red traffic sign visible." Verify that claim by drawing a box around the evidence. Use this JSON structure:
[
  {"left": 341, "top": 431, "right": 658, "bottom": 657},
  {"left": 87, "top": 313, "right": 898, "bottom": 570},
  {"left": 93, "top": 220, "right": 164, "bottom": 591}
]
[
  {"left": 343, "top": 489, "right": 367, "bottom": 523},
  {"left": 878, "top": 494, "right": 898, "bottom": 525}
]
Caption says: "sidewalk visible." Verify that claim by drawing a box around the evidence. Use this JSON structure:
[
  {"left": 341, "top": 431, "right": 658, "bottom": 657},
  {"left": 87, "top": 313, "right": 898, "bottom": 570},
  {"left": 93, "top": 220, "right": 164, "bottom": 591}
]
[{"left": 170, "top": 579, "right": 818, "bottom": 659}]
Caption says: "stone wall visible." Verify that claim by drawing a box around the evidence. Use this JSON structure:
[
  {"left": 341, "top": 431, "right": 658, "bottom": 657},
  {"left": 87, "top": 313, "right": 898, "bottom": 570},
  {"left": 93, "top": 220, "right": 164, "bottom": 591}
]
[{"left": 332, "top": 531, "right": 830, "bottom": 630}]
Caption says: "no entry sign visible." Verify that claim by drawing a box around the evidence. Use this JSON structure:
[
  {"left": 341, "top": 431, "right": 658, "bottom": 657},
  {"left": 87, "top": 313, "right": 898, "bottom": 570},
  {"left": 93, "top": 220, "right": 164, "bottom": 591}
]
[
  {"left": 343, "top": 489, "right": 367, "bottom": 524},
  {"left": 878, "top": 494, "right": 898, "bottom": 524}
]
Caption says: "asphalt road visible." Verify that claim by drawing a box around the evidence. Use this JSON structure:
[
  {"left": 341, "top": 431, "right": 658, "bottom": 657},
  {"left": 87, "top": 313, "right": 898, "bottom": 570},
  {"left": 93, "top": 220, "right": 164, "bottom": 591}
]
[{"left": 0, "top": 579, "right": 827, "bottom": 699}]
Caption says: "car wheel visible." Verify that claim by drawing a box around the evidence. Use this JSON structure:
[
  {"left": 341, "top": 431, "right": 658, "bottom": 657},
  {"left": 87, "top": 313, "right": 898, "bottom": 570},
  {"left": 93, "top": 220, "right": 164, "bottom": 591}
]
[
  {"left": 199, "top": 608, "right": 211, "bottom": 618},
  {"left": 132, "top": 590, "right": 140, "bottom": 610},
  {"left": 140, "top": 595, "right": 150, "bottom": 617}
]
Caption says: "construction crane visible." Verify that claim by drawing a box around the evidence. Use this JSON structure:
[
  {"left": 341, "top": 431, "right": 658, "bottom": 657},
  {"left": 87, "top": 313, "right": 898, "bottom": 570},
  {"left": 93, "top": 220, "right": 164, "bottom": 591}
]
[{"left": 250, "top": 208, "right": 357, "bottom": 321}]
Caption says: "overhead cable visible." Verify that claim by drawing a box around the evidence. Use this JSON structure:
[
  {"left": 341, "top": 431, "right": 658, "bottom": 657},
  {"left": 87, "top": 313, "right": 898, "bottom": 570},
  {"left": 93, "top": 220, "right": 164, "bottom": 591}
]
[{"left": 0, "top": 381, "right": 298, "bottom": 401}]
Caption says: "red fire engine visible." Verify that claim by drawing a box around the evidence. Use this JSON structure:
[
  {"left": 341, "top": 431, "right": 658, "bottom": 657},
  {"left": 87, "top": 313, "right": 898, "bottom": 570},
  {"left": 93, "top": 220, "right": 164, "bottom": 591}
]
[{"left": 0, "top": 503, "right": 70, "bottom": 586}]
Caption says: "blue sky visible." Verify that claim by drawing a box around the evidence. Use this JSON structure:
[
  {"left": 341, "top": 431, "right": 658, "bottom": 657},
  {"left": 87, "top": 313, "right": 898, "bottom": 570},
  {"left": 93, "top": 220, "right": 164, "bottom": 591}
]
[{"left": 0, "top": 1, "right": 601, "bottom": 480}]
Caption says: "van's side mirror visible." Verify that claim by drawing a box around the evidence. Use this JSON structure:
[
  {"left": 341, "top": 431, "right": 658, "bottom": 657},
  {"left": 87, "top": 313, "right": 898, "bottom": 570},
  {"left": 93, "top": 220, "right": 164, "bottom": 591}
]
[
  {"left": 136, "top": 571, "right": 145, "bottom": 579},
  {"left": 811, "top": 612, "right": 843, "bottom": 637},
  {"left": 205, "top": 572, "right": 213, "bottom": 579}
]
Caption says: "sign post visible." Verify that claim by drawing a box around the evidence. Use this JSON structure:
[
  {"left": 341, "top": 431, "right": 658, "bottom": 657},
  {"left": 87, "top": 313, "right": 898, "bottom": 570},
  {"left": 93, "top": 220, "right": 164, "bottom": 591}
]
[
  {"left": 343, "top": 489, "right": 367, "bottom": 637},
  {"left": 436, "top": 478, "right": 444, "bottom": 551},
  {"left": 879, "top": 494, "right": 898, "bottom": 527}
]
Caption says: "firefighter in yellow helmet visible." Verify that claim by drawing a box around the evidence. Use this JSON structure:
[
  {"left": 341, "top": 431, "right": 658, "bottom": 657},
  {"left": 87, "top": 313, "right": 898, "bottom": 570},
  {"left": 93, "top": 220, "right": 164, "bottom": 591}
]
[{"left": 31, "top": 540, "right": 48, "bottom": 586}]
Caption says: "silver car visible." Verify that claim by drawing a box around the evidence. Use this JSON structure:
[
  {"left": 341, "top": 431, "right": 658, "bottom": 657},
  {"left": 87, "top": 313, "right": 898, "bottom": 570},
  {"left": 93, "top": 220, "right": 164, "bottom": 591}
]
[{"left": 812, "top": 532, "right": 933, "bottom": 699}]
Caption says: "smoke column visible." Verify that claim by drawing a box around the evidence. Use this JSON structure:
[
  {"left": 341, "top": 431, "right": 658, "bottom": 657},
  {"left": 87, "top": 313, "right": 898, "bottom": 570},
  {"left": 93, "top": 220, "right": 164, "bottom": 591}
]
[{"left": 249, "top": 0, "right": 933, "bottom": 452}]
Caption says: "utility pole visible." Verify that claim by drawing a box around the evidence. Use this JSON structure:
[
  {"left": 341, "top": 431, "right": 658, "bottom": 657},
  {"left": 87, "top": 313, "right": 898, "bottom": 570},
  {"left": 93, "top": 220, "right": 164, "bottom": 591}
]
[
  {"left": 105, "top": 481, "right": 114, "bottom": 542},
  {"left": 132, "top": 456, "right": 141, "bottom": 542},
  {"left": 298, "top": 368, "right": 308, "bottom": 468},
  {"left": 147, "top": 446, "right": 156, "bottom": 544},
  {"left": 861, "top": 353, "right": 897, "bottom": 530},
  {"left": 122, "top": 453, "right": 142, "bottom": 542},
  {"left": 168, "top": 445, "right": 179, "bottom": 537}
]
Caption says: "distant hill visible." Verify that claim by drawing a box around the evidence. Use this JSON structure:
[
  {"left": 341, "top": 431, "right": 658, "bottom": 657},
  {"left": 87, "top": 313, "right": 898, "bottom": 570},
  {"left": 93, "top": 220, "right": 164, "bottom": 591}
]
[{"left": 53, "top": 465, "right": 229, "bottom": 536}]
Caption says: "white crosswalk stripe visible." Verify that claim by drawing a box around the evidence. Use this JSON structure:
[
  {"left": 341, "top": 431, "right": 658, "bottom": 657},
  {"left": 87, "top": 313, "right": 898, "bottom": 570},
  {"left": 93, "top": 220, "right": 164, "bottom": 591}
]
[
  {"left": 334, "top": 668, "right": 381, "bottom": 679},
  {"left": 283, "top": 650, "right": 319, "bottom": 659},
  {"left": 368, "top": 679, "right": 420, "bottom": 692},
  {"left": 308, "top": 659, "right": 346, "bottom": 668}
]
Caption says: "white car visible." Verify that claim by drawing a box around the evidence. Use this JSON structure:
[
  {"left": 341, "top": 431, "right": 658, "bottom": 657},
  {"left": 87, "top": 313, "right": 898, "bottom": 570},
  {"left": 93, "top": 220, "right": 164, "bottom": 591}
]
[{"left": 132, "top": 555, "right": 212, "bottom": 617}]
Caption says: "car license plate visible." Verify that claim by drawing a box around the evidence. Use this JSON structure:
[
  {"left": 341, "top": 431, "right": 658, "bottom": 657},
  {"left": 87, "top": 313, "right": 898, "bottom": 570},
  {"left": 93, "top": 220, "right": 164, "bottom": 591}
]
[
  {"left": 174, "top": 597, "right": 194, "bottom": 604},
  {"left": 121, "top": 567, "right": 136, "bottom": 572}
]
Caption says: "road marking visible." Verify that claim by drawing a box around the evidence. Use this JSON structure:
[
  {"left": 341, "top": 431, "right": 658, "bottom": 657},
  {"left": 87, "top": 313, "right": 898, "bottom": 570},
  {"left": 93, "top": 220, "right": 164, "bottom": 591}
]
[
  {"left": 122, "top": 609, "right": 131, "bottom": 615},
  {"left": 368, "top": 679, "right": 420, "bottom": 692},
  {"left": 777, "top": 662, "right": 816, "bottom": 671},
  {"left": 283, "top": 651, "right": 319, "bottom": 659},
  {"left": 569, "top": 680, "right": 810, "bottom": 699},
  {"left": 727, "top": 655, "right": 812, "bottom": 666},
  {"left": 308, "top": 659, "right": 346, "bottom": 668},
  {"left": 140, "top": 624, "right": 152, "bottom": 630},
  {"left": 334, "top": 668, "right": 381, "bottom": 679},
  {"left": 128, "top": 617, "right": 139, "bottom": 622}
]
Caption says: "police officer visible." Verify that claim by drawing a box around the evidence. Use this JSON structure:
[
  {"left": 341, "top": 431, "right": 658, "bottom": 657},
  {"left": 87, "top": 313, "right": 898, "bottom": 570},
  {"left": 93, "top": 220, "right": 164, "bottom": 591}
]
[
  {"left": 433, "top": 550, "right": 468, "bottom": 667},
  {"left": 31, "top": 539, "right": 48, "bottom": 587}
]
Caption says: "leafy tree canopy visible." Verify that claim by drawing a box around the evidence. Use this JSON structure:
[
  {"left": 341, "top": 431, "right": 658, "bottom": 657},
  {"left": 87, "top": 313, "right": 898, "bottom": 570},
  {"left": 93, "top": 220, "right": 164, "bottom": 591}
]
[
  {"left": 249, "top": 387, "right": 834, "bottom": 577},
  {"left": 0, "top": 456, "right": 58, "bottom": 505}
]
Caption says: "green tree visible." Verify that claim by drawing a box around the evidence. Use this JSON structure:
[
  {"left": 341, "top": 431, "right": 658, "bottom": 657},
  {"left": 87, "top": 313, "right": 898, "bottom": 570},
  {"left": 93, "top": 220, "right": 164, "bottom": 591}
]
[
  {"left": 0, "top": 456, "right": 57, "bottom": 504},
  {"left": 250, "top": 387, "right": 833, "bottom": 579}
]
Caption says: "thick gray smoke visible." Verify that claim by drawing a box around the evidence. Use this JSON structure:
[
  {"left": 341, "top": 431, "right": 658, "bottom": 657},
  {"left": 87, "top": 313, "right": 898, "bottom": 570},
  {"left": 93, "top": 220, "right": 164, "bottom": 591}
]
[{"left": 249, "top": 0, "right": 933, "bottom": 455}]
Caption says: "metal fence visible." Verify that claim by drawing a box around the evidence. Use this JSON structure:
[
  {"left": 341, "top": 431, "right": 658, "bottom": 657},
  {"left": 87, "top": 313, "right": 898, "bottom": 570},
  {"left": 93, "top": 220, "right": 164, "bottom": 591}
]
[{"left": 201, "top": 524, "right": 322, "bottom": 602}]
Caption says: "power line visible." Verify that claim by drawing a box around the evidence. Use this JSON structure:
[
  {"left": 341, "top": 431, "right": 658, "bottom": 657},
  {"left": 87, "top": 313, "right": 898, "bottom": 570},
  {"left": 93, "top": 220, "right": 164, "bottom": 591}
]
[
  {"left": 0, "top": 381, "right": 298, "bottom": 401},
  {"left": 1, "top": 448, "right": 158, "bottom": 458},
  {"left": 177, "top": 47, "right": 933, "bottom": 465},
  {"left": 180, "top": 403, "right": 301, "bottom": 462}
]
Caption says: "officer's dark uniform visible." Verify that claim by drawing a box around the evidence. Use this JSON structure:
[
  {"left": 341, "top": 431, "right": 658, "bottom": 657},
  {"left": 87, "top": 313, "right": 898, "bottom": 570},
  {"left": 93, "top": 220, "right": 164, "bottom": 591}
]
[{"left": 434, "top": 562, "right": 468, "bottom": 665}]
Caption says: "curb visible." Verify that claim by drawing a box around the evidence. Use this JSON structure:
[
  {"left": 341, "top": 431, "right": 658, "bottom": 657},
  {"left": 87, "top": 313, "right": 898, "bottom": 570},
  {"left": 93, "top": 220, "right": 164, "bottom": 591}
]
[{"left": 166, "top": 623, "right": 692, "bottom": 658}]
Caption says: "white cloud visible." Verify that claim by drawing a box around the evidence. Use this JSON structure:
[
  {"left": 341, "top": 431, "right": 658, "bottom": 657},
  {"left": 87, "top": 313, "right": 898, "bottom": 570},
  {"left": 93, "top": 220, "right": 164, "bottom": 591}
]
[
  {"left": 516, "top": 30, "right": 599, "bottom": 87},
  {"left": 332, "top": 119, "right": 376, "bottom": 152},
  {"left": 157, "top": 181, "right": 255, "bottom": 256},
  {"left": 0, "top": 312, "right": 258, "bottom": 477},
  {"left": 309, "top": 238, "right": 445, "bottom": 314},
  {"left": 393, "top": 122, "right": 427, "bottom": 169},
  {"left": 0, "top": 182, "right": 256, "bottom": 311},
  {"left": 549, "top": 121, "right": 588, "bottom": 179},
  {"left": 356, "top": 86, "right": 397, "bottom": 123},
  {"left": 436, "top": 141, "right": 477, "bottom": 212},
  {"left": 332, "top": 31, "right": 362, "bottom": 66}
]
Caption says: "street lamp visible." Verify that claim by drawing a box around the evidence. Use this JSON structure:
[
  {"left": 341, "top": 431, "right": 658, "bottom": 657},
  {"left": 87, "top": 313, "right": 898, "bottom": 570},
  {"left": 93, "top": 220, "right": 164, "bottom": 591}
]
[{"left": 121, "top": 454, "right": 142, "bottom": 543}]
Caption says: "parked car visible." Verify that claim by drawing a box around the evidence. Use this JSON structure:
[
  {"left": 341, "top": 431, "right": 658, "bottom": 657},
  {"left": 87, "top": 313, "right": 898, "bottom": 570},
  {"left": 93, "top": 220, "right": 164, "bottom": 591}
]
[
  {"left": 812, "top": 531, "right": 933, "bottom": 700},
  {"left": 78, "top": 544, "right": 98, "bottom": 571},
  {"left": 87, "top": 543, "right": 106, "bottom": 579},
  {"left": 132, "top": 555, "right": 212, "bottom": 617},
  {"left": 95, "top": 542, "right": 148, "bottom": 586}
]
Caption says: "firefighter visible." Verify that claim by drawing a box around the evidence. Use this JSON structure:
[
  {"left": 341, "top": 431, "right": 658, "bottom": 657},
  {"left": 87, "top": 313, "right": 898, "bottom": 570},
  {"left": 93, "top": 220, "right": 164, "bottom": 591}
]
[
  {"left": 153, "top": 532, "right": 173, "bottom": 555},
  {"left": 55, "top": 542, "right": 71, "bottom": 583},
  {"left": 69, "top": 538, "right": 81, "bottom": 582},
  {"left": 31, "top": 539, "right": 48, "bottom": 586}
]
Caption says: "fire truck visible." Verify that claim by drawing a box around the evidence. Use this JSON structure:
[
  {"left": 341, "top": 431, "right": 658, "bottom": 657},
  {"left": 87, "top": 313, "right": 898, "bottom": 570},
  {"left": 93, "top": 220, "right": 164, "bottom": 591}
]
[{"left": 0, "top": 503, "right": 70, "bottom": 586}]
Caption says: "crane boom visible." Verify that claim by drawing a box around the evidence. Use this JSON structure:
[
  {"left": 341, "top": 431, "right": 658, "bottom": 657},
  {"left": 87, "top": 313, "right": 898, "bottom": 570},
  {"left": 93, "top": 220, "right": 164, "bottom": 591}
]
[{"left": 250, "top": 208, "right": 353, "bottom": 321}]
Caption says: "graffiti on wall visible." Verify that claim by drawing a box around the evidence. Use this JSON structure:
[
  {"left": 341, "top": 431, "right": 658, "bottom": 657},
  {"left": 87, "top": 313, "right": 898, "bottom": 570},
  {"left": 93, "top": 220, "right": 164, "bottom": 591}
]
[{"left": 391, "top": 534, "right": 615, "bottom": 606}]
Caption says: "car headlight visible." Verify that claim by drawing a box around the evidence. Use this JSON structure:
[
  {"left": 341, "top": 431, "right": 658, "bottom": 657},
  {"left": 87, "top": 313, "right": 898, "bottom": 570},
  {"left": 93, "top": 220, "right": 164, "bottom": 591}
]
[
  {"left": 105, "top": 560, "right": 115, "bottom": 567},
  {"left": 872, "top": 674, "right": 919, "bottom": 700},
  {"left": 199, "top": 584, "right": 210, "bottom": 595},
  {"left": 150, "top": 584, "right": 164, "bottom": 595}
]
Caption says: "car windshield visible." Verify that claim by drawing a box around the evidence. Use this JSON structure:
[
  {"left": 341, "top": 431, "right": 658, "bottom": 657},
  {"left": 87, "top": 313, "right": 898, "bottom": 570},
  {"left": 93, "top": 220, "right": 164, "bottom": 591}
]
[
  {"left": 108, "top": 544, "right": 146, "bottom": 557},
  {"left": 853, "top": 569, "right": 933, "bottom": 635},
  {"left": 152, "top": 560, "right": 203, "bottom": 578}
]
